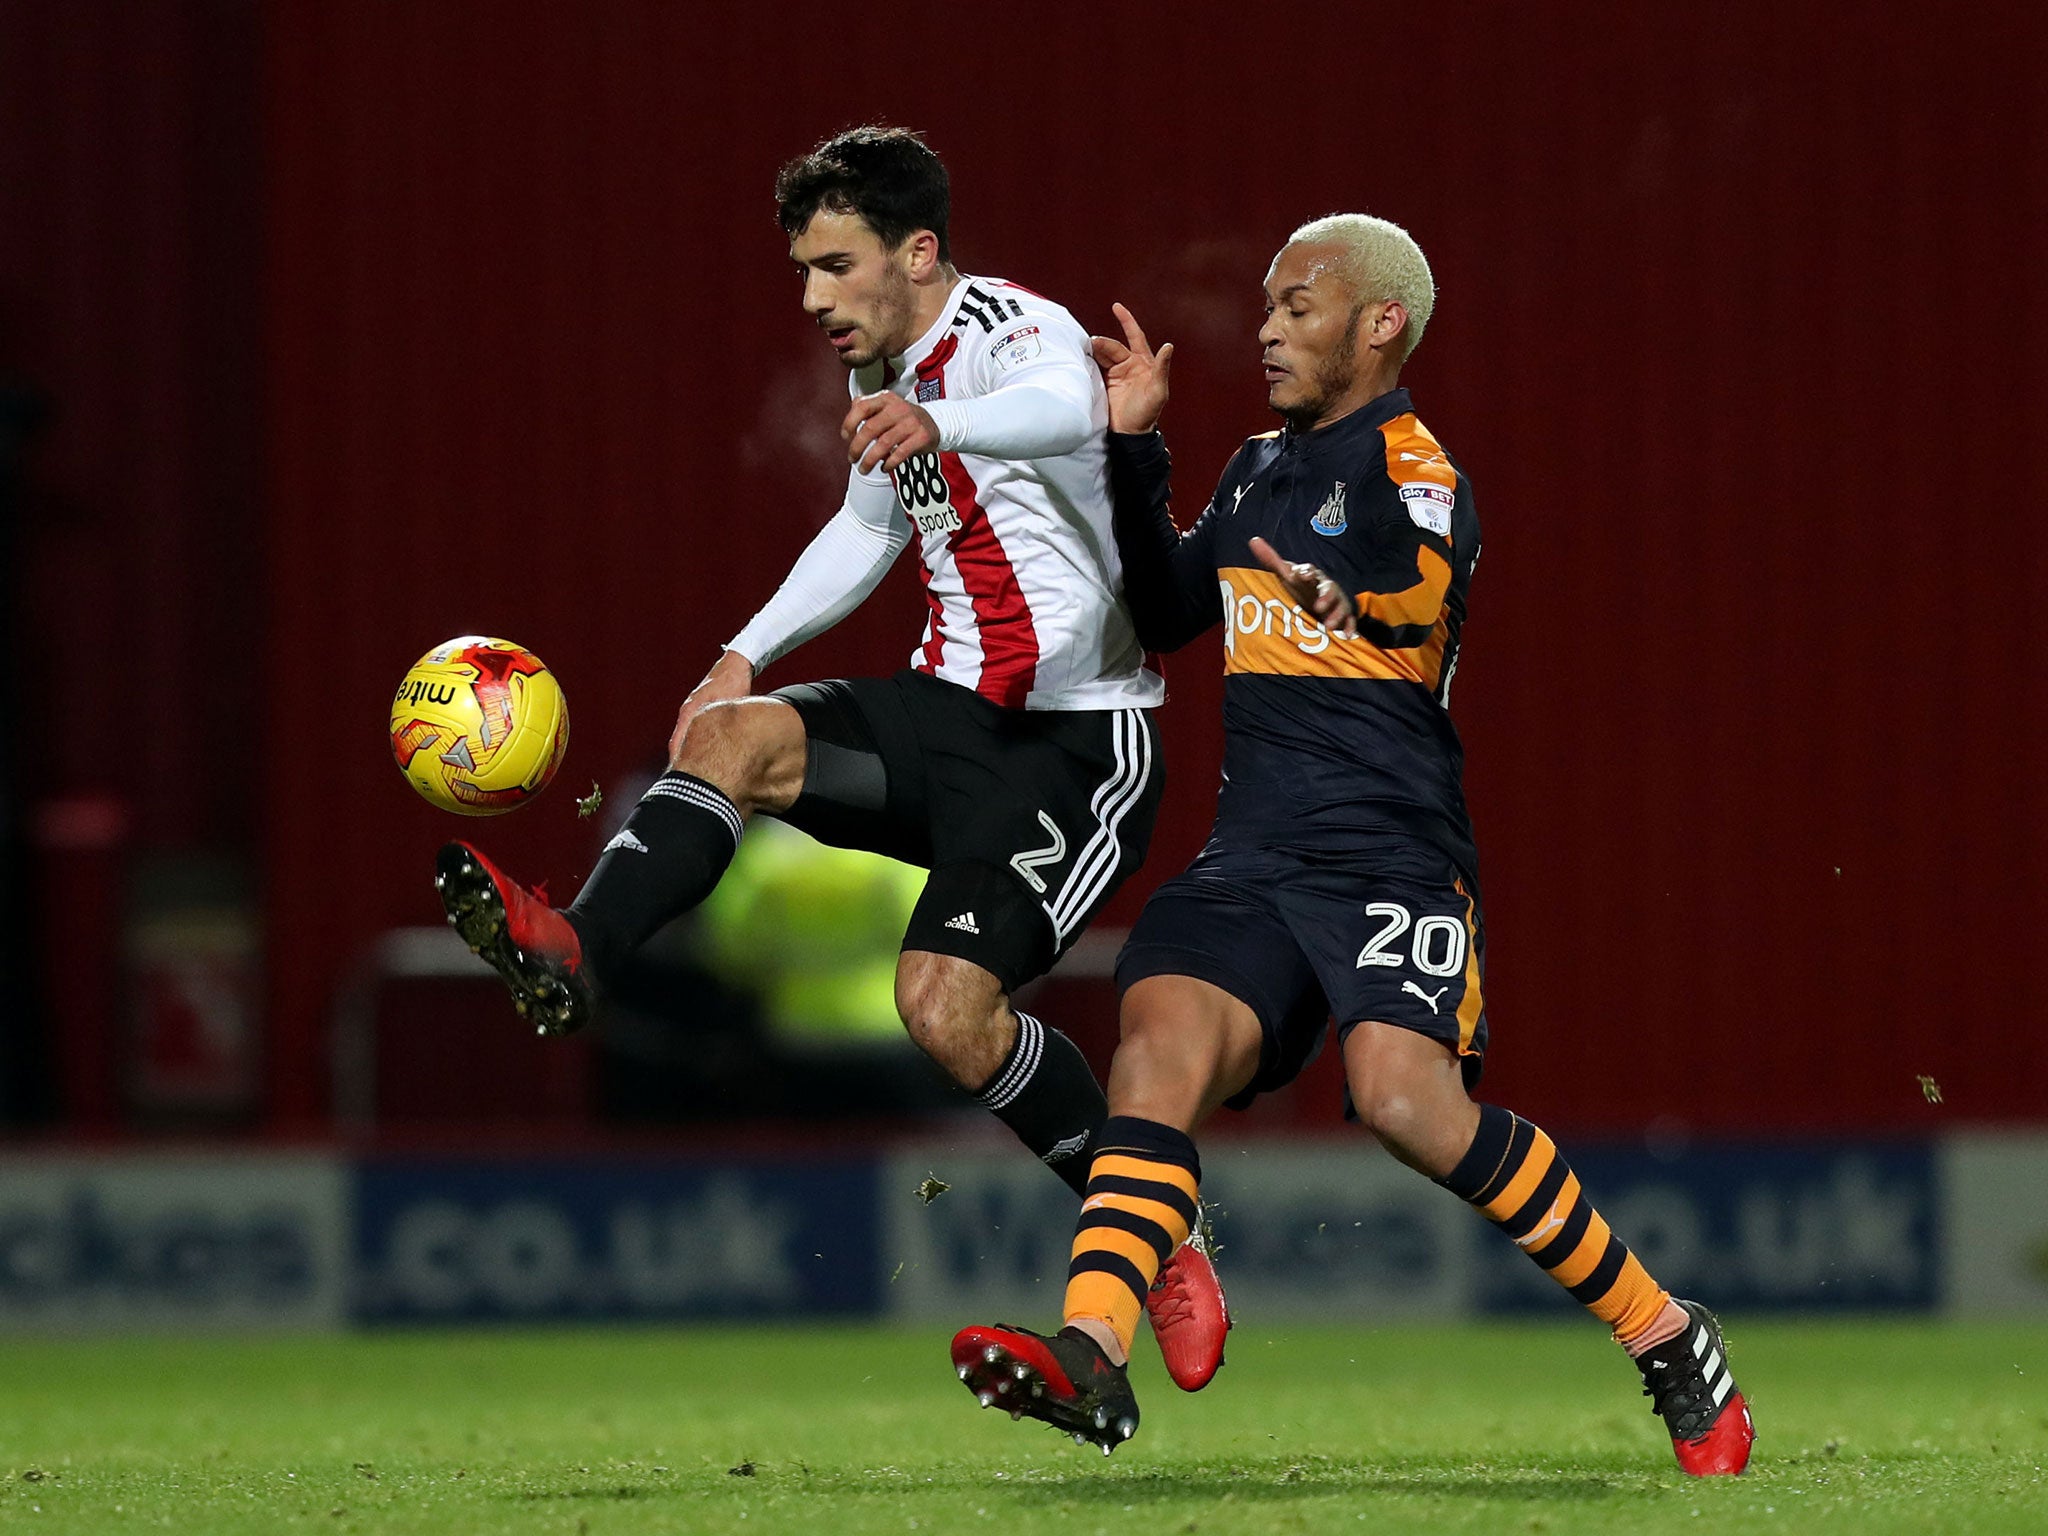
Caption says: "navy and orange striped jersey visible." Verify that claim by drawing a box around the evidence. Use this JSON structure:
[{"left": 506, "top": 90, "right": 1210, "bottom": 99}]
[{"left": 1109, "top": 385, "right": 1481, "bottom": 880}]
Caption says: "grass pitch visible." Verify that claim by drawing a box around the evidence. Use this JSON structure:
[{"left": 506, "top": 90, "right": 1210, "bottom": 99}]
[{"left": 2, "top": 1321, "right": 2043, "bottom": 1534}]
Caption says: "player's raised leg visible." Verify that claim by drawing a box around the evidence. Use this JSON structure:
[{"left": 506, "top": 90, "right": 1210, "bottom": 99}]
[
  {"left": 570, "top": 693, "right": 807, "bottom": 973},
  {"left": 890, "top": 701, "right": 1231, "bottom": 1391},
  {"left": 1105, "top": 975, "right": 1248, "bottom": 1391},
  {"left": 901, "top": 949, "right": 1232, "bottom": 1391},
  {"left": 436, "top": 689, "right": 805, "bottom": 1035},
  {"left": 1342, "top": 1021, "right": 1755, "bottom": 1476},
  {"left": 954, "top": 975, "right": 1260, "bottom": 1449}
]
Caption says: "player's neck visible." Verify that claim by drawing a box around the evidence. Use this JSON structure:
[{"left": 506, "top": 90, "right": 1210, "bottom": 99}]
[
  {"left": 1300, "top": 361, "right": 1402, "bottom": 434},
  {"left": 900, "top": 264, "right": 962, "bottom": 352}
]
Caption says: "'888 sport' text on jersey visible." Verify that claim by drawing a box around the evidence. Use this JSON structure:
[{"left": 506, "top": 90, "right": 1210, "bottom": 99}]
[{"left": 852, "top": 276, "right": 1164, "bottom": 712}]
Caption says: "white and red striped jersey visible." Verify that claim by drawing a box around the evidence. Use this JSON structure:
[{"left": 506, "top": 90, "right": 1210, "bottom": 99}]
[{"left": 729, "top": 275, "right": 1164, "bottom": 712}]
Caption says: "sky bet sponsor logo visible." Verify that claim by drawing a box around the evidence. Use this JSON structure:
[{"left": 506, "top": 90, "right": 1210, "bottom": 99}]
[
  {"left": 989, "top": 324, "right": 1042, "bottom": 371},
  {"left": 1399, "top": 483, "right": 1453, "bottom": 537}
]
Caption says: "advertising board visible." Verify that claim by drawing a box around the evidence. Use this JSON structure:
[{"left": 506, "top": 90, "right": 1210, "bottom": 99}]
[
  {"left": 1472, "top": 1143, "right": 1940, "bottom": 1315},
  {"left": 351, "top": 1157, "right": 879, "bottom": 1322},
  {"left": 0, "top": 1154, "right": 348, "bottom": 1331}
]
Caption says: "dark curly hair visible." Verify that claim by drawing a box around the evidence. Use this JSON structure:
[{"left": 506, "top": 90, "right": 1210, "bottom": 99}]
[{"left": 775, "top": 126, "right": 951, "bottom": 263}]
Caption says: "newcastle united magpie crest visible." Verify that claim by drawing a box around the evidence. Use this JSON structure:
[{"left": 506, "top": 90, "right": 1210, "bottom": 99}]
[{"left": 1311, "top": 480, "right": 1348, "bottom": 536}]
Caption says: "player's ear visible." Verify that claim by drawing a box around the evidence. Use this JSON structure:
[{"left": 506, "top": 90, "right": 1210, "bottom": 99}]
[
  {"left": 1367, "top": 299, "right": 1409, "bottom": 356},
  {"left": 902, "top": 229, "right": 942, "bottom": 283}
]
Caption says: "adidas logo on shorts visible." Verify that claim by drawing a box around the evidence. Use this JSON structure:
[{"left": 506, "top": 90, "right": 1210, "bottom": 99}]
[
  {"left": 945, "top": 911, "right": 981, "bottom": 934},
  {"left": 604, "top": 829, "right": 650, "bottom": 855}
]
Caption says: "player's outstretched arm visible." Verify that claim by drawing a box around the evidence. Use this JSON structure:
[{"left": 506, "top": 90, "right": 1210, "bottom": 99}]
[
  {"left": 1090, "top": 302, "right": 1175, "bottom": 435},
  {"left": 723, "top": 472, "right": 910, "bottom": 690},
  {"left": 1249, "top": 535, "right": 1361, "bottom": 640}
]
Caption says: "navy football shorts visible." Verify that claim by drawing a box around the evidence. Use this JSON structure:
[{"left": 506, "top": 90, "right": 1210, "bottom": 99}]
[
  {"left": 1116, "top": 837, "right": 1488, "bottom": 1108},
  {"left": 768, "top": 670, "right": 1162, "bottom": 995}
]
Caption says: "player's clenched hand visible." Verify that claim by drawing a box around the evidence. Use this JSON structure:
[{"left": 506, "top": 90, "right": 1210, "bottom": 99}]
[
  {"left": 669, "top": 649, "right": 755, "bottom": 763},
  {"left": 1088, "top": 302, "right": 1174, "bottom": 435},
  {"left": 1249, "top": 536, "right": 1360, "bottom": 640},
  {"left": 843, "top": 392, "right": 939, "bottom": 475}
]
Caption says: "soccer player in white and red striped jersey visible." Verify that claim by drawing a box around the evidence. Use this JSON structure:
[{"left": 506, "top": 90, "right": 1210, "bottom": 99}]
[{"left": 433, "top": 126, "right": 1229, "bottom": 1390}]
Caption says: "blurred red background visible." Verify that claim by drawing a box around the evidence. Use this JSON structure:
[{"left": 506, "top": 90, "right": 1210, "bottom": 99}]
[{"left": 4, "top": 2, "right": 2042, "bottom": 1139}]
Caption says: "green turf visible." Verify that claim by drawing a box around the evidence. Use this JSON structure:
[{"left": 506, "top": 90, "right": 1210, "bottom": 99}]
[{"left": 2, "top": 1321, "right": 2043, "bottom": 1534}]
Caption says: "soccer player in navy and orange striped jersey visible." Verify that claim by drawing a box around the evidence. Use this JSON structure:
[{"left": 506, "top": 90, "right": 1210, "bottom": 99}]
[{"left": 951, "top": 215, "right": 1753, "bottom": 1475}]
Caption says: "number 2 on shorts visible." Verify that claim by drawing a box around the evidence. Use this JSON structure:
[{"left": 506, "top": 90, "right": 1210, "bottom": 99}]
[{"left": 1010, "top": 811, "right": 1066, "bottom": 894}]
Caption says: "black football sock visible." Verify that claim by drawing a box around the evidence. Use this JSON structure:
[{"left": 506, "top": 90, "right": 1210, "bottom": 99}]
[
  {"left": 566, "top": 771, "right": 744, "bottom": 980},
  {"left": 973, "top": 1012, "right": 1108, "bottom": 1197}
]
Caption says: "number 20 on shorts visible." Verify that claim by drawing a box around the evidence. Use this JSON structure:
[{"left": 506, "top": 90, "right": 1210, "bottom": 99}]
[{"left": 1355, "top": 901, "right": 1468, "bottom": 976}]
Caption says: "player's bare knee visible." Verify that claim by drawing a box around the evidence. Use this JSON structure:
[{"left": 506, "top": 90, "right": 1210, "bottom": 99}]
[
  {"left": 1112, "top": 1011, "right": 1190, "bottom": 1085},
  {"left": 671, "top": 698, "right": 748, "bottom": 775},
  {"left": 893, "top": 956, "right": 1000, "bottom": 1081},
  {"left": 1353, "top": 1078, "right": 1477, "bottom": 1178},
  {"left": 1354, "top": 1088, "right": 1431, "bottom": 1168},
  {"left": 672, "top": 699, "right": 802, "bottom": 810},
  {"left": 1103, "top": 1008, "right": 1231, "bottom": 1127},
  {"left": 900, "top": 1004, "right": 995, "bottom": 1087},
  {"left": 894, "top": 977, "right": 954, "bottom": 1057}
]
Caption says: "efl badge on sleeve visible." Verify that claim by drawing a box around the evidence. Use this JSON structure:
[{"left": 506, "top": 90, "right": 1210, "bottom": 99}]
[
  {"left": 1399, "top": 483, "right": 1454, "bottom": 538},
  {"left": 990, "top": 325, "right": 1043, "bottom": 371}
]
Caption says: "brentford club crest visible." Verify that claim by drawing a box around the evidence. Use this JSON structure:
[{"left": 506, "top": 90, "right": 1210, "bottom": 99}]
[{"left": 1311, "top": 480, "right": 1348, "bottom": 536}]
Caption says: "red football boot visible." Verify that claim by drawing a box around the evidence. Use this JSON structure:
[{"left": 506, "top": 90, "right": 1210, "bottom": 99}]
[
  {"left": 434, "top": 841, "right": 597, "bottom": 1036},
  {"left": 951, "top": 1323, "right": 1139, "bottom": 1454},
  {"left": 1146, "top": 1213, "right": 1231, "bottom": 1391},
  {"left": 1635, "top": 1299, "right": 1755, "bottom": 1475}
]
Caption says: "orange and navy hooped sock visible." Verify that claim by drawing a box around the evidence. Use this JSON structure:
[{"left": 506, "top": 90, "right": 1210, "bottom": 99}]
[
  {"left": 1440, "top": 1103, "right": 1669, "bottom": 1341},
  {"left": 1062, "top": 1116, "right": 1199, "bottom": 1359}
]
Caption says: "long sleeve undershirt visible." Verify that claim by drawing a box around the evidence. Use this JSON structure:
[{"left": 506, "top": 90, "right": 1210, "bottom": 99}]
[
  {"left": 726, "top": 363, "right": 1097, "bottom": 671},
  {"left": 726, "top": 471, "right": 908, "bottom": 671},
  {"left": 1107, "top": 430, "right": 1226, "bottom": 653},
  {"left": 924, "top": 372, "right": 1095, "bottom": 460}
]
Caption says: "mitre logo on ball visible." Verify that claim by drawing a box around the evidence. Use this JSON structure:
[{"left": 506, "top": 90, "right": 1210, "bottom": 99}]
[{"left": 388, "top": 635, "right": 569, "bottom": 816}]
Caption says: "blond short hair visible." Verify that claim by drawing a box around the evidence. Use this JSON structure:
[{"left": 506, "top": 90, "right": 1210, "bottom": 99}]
[{"left": 1286, "top": 213, "right": 1436, "bottom": 359}]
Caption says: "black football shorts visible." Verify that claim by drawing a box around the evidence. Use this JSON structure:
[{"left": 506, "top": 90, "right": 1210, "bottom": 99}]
[
  {"left": 1115, "top": 838, "right": 1488, "bottom": 1108},
  {"left": 767, "top": 670, "right": 1162, "bottom": 994}
]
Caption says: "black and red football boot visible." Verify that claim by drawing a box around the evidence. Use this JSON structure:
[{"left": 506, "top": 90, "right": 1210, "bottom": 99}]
[
  {"left": 1635, "top": 1299, "right": 1755, "bottom": 1475},
  {"left": 951, "top": 1324, "right": 1139, "bottom": 1455},
  {"left": 1147, "top": 1217, "right": 1231, "bottom": 1391},
  {"left": 434, "top": 841, "right": 597, "bottom": 1036}
]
